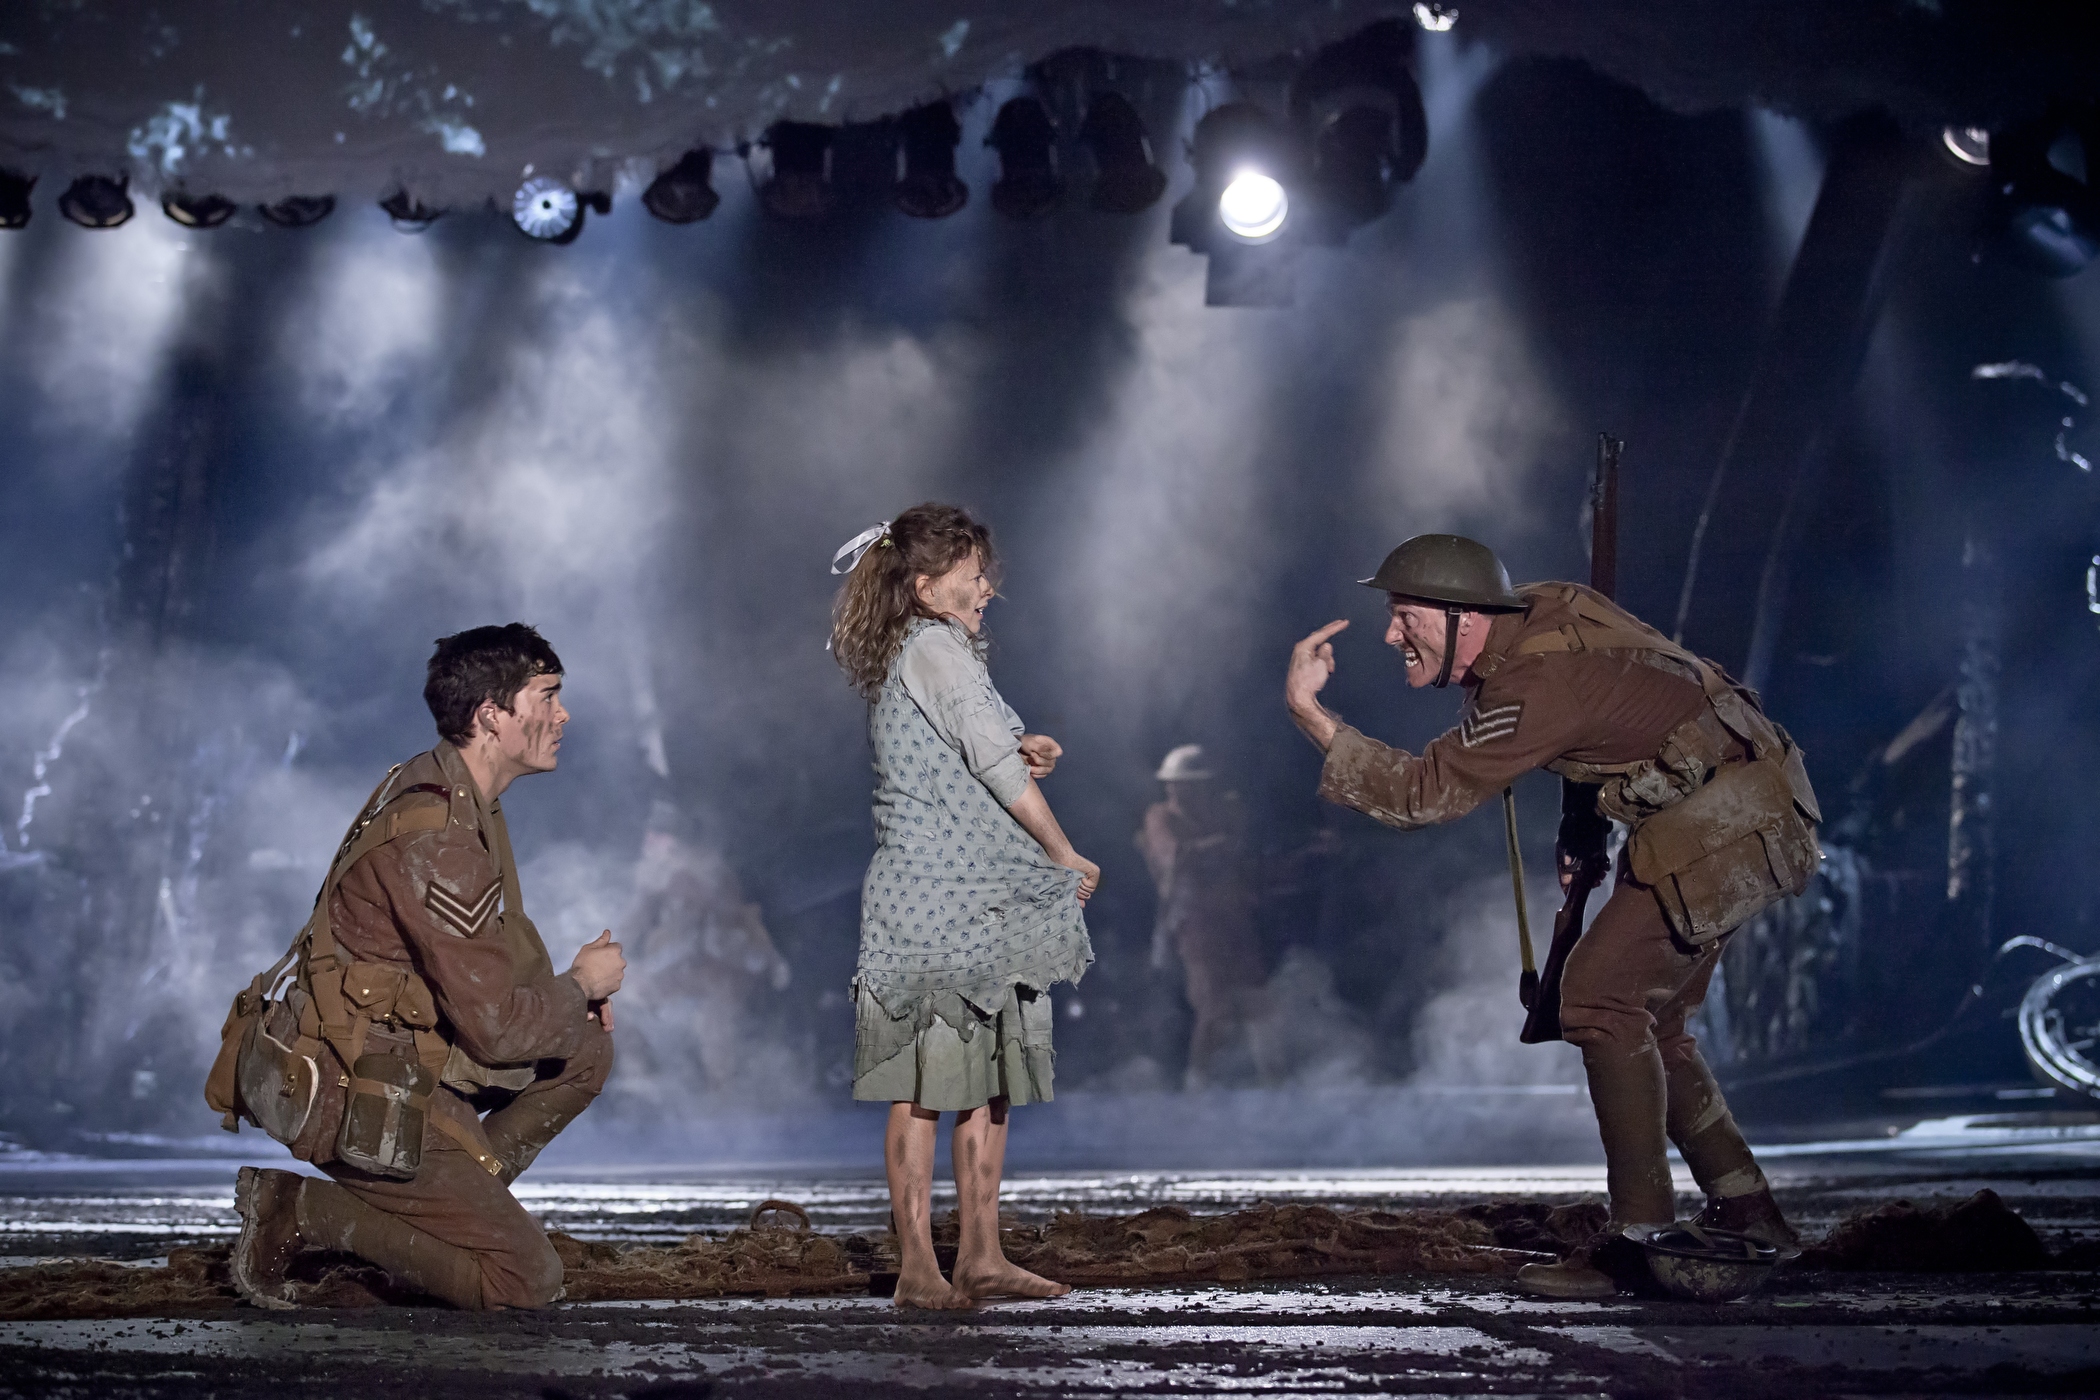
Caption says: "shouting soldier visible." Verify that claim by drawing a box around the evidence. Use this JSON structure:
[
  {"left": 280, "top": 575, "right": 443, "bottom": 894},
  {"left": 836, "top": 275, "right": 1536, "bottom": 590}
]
[
  {"left": 1284, "top": 535, "right": 1820, "bottom": 1298},
  {"left": 224, "top": 624, "right": 627, "bottom": 1310}
]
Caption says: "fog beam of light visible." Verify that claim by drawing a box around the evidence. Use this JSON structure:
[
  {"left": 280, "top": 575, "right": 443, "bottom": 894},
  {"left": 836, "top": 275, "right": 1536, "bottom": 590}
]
[
  {"left": 1750, "top": 110, "right": 1825, "bottom": 281},
  {"left": 1362, "top": 34, "right": 1562, "bottom": 536},
  {"left": 1037, "top": 252, "right": 1279, "bottom": 747},
  {"left": 28, "top": 214, "right": 199, "bottom": 447},
  {"left": 285, "top": 213, "right": 445, "bottom": 427}
]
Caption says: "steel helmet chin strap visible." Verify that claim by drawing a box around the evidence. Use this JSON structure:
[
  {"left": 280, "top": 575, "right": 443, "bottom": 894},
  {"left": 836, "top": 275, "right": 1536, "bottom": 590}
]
[{"left": 1434, "top": 605, "right": 1462, "bottom": 688}]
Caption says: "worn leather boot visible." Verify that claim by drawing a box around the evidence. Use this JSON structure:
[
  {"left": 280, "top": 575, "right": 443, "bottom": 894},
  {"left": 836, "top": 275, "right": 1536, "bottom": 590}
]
[
  {"left": 230, "top": 1167, "right": 306, "bottom": 1310},
  {"left": 1518, "top": 1044, "right": 1678, "bottom": 1298},
  {"left": 294, "top": 1178, "right": 487, "bottom": 1309},
  {"left": 1694, "top": 1187, "right": 1800, "bottom": 1253},
  {"left": 1516, "top": 1227, "right": 1652, "bottom": 1299},
  {"left": 1664, "top": 1052, "right": 1796, "bottom": 1251}
]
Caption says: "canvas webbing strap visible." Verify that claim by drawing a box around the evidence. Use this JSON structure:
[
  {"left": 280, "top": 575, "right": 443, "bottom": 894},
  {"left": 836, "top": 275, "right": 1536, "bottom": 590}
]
[{"left": 429, "top": 1111, "right": 507, "bottom": 1178}]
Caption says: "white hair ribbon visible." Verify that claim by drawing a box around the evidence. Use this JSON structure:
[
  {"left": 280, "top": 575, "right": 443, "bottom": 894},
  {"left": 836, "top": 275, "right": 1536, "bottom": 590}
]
[{"left": 829, "top": 521, "right": 891, "bottom": 575}]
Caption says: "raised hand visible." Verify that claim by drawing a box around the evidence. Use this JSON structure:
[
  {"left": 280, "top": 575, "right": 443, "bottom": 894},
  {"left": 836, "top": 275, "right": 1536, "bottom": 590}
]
[
  {"left": 1286, "top": 620, "right": 1350, "bottom": 750},
  {"left": 1018, "top": 733, "right": 1063, "bottom": 779}
]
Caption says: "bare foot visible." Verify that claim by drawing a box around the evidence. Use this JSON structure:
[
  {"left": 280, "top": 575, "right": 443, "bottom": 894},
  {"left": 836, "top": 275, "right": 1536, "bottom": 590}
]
[
  {"left": 892, "top": 1266, "right": 976, "bottom": 1310},
  {"left": 953, "top": 1259, "right": 1072, "bottom": 1300}
]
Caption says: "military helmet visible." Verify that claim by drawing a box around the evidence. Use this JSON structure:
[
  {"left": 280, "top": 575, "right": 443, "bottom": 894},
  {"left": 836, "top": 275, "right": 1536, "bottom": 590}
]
[
  {"left": 1155, "top": 744, "right": 1214, "bottom": 782},
  {"left": 1359, "top": 533, "right": 1525, "bottom": 612}
]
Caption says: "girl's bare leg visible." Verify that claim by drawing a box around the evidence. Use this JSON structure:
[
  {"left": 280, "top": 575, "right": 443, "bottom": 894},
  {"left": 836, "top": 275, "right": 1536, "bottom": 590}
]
[
  {"left": 885, "top": 1102, "right": 972, "bottom": 1309},
  {"left": 950, "top": 1098, "right": 1070, "bottom": 1299}
]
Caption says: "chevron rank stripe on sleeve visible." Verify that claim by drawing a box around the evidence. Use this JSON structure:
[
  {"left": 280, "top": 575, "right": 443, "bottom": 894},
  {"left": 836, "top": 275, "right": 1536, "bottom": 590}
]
[
  {"left": 1461, "top": 701, "right": 1523, "bottom": 749},
  {"left": 426, "top": 878, "right": 501, "bottom": 939}
]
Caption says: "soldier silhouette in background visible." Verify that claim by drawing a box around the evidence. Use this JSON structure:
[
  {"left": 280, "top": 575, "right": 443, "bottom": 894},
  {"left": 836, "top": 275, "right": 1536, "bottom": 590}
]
[
  {"left": 1137, "top": 745, "right": 1267, "bottom": 1088},
  {"left": 621, "top": 802, "right": 791, "bottom": 1096}
]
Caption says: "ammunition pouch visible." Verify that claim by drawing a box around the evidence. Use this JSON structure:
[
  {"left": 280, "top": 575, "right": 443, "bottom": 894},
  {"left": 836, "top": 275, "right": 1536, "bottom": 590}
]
[
  {"left": 336, "top": 1051, "right": 438, "bottom": 1180},
  {"left": 1628, "top": 754, "right": 1821, "bottom": 944}
]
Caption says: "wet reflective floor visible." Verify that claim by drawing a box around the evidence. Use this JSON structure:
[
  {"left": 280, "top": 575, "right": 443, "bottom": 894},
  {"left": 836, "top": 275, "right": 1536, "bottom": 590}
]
[{"left": 3, "top": 1113, "right": 2098, "bottom": 1396}]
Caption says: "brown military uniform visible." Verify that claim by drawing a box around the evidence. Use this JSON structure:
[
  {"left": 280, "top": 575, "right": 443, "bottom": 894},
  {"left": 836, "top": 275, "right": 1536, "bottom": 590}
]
[
  {"left": 1137, "top": 794, "right": 1265, "bottom": 1085},
  {"left": 291, "top": 741, "right": 611, "bottom": 1309},
  {"left": 1317, "top": 582, "right": 1819, "bottom": 1227}
]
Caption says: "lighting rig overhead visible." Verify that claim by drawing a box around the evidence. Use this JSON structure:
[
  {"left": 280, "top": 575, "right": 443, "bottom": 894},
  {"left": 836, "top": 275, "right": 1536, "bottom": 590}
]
[
  {"left": 260, "top": 195, "right": 335, "bottom": 229},
  {"left": 642, "top": 149, "right": 720, "bottom": 224},
  {"left": 58, "top": 175, "right": 134, "bottom": 229},
  {"left": 162, "top": 191, "right": 237, "bottom": 229},
  {"left": 1289, "top": 20, "right": 1427, "bottom": 244},
  {"left": 1078, "top": 92, "right": 1168, "bottom": 215},
  {"left": 510, "top": 179, "right": 606, "bottom": 242},
  {"left": 1990, "top": 103, "right": 2098, "bottom": 278},
  {"left": 0, "top": 169, "right": 34, "bottom": 229},
  {"left": 987, "top": 96, "right": 1061, "bottom": 220},
  {"left": 760, "top": 122, "right": 835, "bottom": 220},
  {"left": 895, "top": 102, "right": 968, "bottom": 219},
  {"left": 381, "top": 189, "right": 443, "bottom": 232}
]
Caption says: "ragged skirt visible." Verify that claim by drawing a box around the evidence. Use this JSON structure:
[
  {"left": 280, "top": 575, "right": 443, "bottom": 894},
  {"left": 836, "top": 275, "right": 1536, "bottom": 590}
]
[{"left": 851, "top": 982, "right": 1055, "bottom": 1111}]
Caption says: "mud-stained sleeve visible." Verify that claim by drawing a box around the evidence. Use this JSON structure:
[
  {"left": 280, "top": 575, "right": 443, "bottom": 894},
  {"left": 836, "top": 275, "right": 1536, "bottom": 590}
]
[
  {"left": 363, "top": 826, "right": 587, "bottom": 1065},
  {"left": 1316, "top": 661, "right": 1588, "bottom": 831},
  {"left": 895, "top": 625, "right": 1030, "bottom": 806}
]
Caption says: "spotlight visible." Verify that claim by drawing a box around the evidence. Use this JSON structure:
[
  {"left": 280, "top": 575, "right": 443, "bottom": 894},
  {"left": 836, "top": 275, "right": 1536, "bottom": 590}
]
[
  {"left": 260, "top": 195, "right": 335, "bottom": 229},
  {"left": 760, "top": 122, "right": 835, "bottom": 220},
  {"left": 642, "top": 149, "right": 719, "bottom": 223},
  {"left": 894, "top": 102, "right": 968, "bottom": 219},
  {"left": 987, "top": 97, "right": 1060, "bottom": 219},
  {"left": 1218, "top": 171, "right": 1288, "bottom": 241},
  {"left": 1941, "top": 126, "right": 1991, "bottom": 168},
  {"left": 1412, "top": 2, "right": 1458, "bottom": 31},
  {"left": 1990, "top": 105, "right": 2098, "bottom": 278},
  {"left": 380, "top": 188, "right": 443, "bottom": 232},
  {"left": 1078, "top": 92, "right": 1167, "bottom": 214},
  {"left": 1172, "top": 103, "right": 1302, "bottom": 246},
  {"left": 1170, "top": 104, "right": 1305, "bottom": 305},
  {"left": 0, "top": 169, "right": 32, "bottom": 229},
  {"left": 162, "top": 191, "right": 237, "bottom": 228},
  {"left": 1290, "top": 21, "right": 1428, "bottom": 242},
  {"left": 512, "top": 177, "right": 583, "bottom": 242},
  {"left": 59, "top": 175, "right": 134, "bottom": 229}
]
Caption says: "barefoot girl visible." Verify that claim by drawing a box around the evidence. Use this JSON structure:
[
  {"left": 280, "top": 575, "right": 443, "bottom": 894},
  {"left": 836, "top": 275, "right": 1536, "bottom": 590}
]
[{"left": 829, "top": 503, "right": 1098, "bottom": 1308}]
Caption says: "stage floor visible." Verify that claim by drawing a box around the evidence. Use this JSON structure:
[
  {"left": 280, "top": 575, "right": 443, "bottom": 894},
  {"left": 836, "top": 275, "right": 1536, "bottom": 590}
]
[{"left": 3, "top": 1113, "right": 2097, "bottom": 1396}]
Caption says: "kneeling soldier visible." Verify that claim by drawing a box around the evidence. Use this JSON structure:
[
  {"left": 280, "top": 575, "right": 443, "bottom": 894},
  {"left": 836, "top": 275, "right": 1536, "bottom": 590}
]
[
  {"left": 219, "top": 624, "right": 625, "bottom": 1309},
  {"left": 1285, "top": 536, "right": 1819, "bottom": 1298}
]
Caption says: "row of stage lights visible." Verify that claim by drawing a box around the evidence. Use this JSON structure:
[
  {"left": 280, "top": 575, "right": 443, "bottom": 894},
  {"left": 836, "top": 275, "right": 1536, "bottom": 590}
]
[
  {"left": 0, "top": 15, "right": 2091, "bottom": 288},
  {"left": 0, "top": 18, "right": 1444, "bottom": 273}
]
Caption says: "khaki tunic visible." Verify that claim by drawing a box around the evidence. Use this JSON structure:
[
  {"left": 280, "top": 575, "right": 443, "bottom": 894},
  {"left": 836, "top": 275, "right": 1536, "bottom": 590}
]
[
  {"left": 298, "top": 741, "right": 609, "bottom": 1309},
  {"left": 1314, "top": 584, "right": 1800, "bottom": 1059}
]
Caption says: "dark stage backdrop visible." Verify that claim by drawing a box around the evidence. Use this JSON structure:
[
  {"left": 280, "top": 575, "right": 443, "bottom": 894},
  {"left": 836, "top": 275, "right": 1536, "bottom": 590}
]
[{"left": 0, "top": 42, "right": 2093, "bottom": 1150}]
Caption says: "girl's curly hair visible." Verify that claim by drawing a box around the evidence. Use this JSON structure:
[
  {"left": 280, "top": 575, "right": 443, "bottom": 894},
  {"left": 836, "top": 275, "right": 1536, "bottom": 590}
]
[{"left": 829, "top": 502, "right": 998, "bottom": 700}]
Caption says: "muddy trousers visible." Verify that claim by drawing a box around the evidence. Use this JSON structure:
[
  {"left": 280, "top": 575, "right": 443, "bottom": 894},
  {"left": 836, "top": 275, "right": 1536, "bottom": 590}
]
[
  {"left": 1557, "top": 877, "right": 1767, "bottom": 1228},
  {"left": 314, "top": 1023, "right": 614, "bottom": 1309}
]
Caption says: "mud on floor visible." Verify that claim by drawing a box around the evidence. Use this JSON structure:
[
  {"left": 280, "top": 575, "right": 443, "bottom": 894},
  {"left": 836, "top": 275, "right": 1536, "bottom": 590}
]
[{"left": 0, "top": 1188, "right": 2082, "bottom": 1319}]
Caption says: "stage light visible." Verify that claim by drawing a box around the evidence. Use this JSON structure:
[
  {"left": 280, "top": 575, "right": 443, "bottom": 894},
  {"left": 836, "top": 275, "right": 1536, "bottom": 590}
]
[
  {"left": 380, "top": 189, "right": 442, "bottom": 232},
  {"left": 1289, "top": 21, "right": 1428, "bottom": 241},
  {"left": 894, "top": 102, "right": 968, "bottom": 219},
  {"left": 987, "top": 97, "right": 1059, "bottom": 219},
  {"left": 1991, "top": 106, "right": 2098, "bottom": 278},
  {"left": 162, "top": 192, "right": 236, "bottom": 228},
  {"left": 0, "top": 169, "right": 32, "bottom": 229},
  {"left": 260, "top": 195, "right": 335, "bottom": 229},
  {"left": 1413, "top": 2, "right": 1457, "bottom": 31},
  {"left": 642, "top": 149, "right": 719, "bottom": 224},
  {"left": 1218, "top": 170, "right": 1287, "bottom": 241},
  {"left": 59, "top": 175, "right": 133, "bottom": 229},
  {"left": 760, "top": 122, "right": 834, "bottom": 220},
  {"left": 1942, "top": 126, "right": 1991, "bottom": 168},
  {"left": 512, "top": 177, "right": 585, "bottom": 242},
  {"left": 1078, "top": 92, "right": 1167, "bottom": 214}
]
